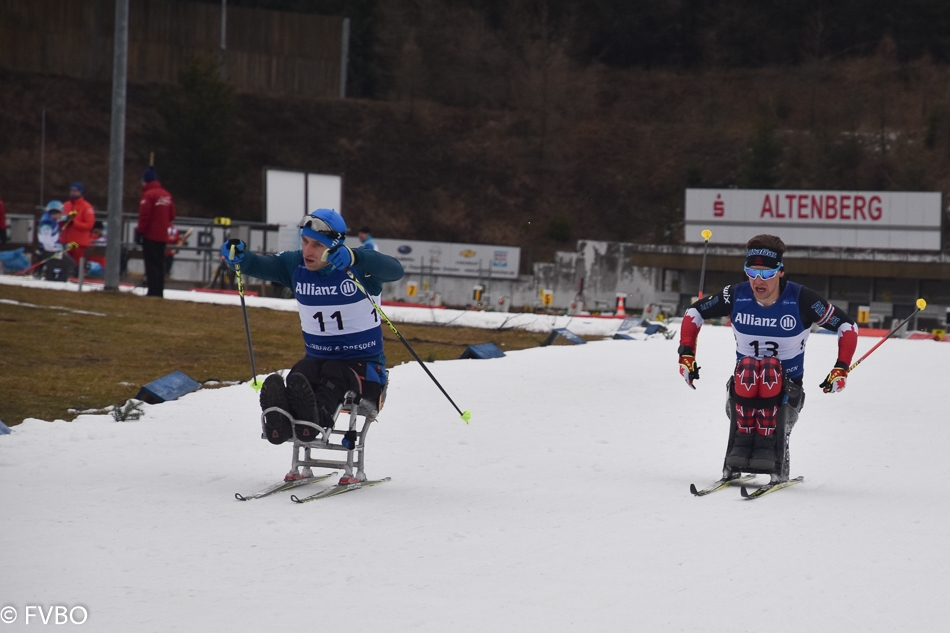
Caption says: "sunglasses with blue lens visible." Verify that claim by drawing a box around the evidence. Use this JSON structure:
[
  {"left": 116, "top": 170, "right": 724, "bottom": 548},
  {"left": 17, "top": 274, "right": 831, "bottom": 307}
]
[{"left": 744, "top": 265, "right": 782, "bottom": 280}]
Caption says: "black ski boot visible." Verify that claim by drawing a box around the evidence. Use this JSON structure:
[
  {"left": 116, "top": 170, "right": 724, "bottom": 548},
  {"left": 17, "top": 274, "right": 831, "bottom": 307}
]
[
  {"left": 286, "top": 373, "right": 328, "bottom": 442},
  {"left": 726, "top": 431, "right": 755, "bottom": 469},
  {"left": 259, "top": 373, "right": 293, "bottom": 445},
  {"left": 749, "top": 432, "right": 778, "bottom": 470}
]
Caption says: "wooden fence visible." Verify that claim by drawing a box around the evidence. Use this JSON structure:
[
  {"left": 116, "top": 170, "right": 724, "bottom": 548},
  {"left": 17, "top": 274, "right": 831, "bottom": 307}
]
[{"left": 0, "top": 0, "right": 344, "bottom": 98}]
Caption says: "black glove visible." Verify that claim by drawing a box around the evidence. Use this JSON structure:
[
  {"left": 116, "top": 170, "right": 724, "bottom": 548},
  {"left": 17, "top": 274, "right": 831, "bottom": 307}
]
[{"left": 134, "top": 229, "right": 144, "bottom": 245}]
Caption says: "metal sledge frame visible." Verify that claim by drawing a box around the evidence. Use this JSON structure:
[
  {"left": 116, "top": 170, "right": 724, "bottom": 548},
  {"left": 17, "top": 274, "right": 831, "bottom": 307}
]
[{"left": 260, "top": 384, "right": 386, "bottom": 484}]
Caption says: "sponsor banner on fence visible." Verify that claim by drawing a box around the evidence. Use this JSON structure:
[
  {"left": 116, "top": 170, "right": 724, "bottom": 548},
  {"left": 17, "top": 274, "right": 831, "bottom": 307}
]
[
  {"left": 375, "top": 238, "right": 521, "bottom": 279},
  {"left": 685, "top": 189, "right": 942, "bottom": 250}
]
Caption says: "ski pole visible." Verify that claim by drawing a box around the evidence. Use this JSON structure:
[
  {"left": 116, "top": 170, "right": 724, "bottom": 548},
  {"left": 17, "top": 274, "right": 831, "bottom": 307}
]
[
  {"left": 342, "top": 267, "right": 472, "bottom": 423},
  {"left": 849, "top": 298, "right": 927, "bottom": 372},
  {"left": 697, "top": 229, "right": 712, "bottom": 299},
  {"left": 231, "top": 244, "right": 261, "bottom": 391},
  {"left": 13, "top": 242, "right": 78, "bottom": 276}
]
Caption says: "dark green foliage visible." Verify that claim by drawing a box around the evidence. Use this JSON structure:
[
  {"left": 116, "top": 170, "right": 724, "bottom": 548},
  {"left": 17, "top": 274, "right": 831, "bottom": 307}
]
[
  {"left": 545, "top": 214, "right": 573, "bottom": 243},
  {"left": 571, "top": 0, "right": 950, "bottom": 68},
  {"left": 685, "top": 166, "right": 703, "bottom": 188},
  {"left": 151, "top": 57, "right": 241, "bottom": 215},
  {"left": 739, "top": 120, "right": 782, "bottom": 189},
  {"left": 649, "top": 196, "right": 684, "bottom": 245},
  {"left": 926, "top": 109, "right": 942, "bottom": 150},
  {"left": 180, "top": 0, "right": 950, "bottom": 101}
]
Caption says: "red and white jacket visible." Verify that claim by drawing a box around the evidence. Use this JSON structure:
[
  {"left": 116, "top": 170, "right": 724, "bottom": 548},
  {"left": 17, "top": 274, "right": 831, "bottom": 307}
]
[{"left": 137, "top": 181, "right": 176, "bottom": 243}]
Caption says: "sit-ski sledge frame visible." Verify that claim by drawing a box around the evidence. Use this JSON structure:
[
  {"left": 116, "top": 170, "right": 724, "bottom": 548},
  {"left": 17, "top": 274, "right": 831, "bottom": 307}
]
[{"left": 260, "top": 384, "right": 385, "bottom": 484}]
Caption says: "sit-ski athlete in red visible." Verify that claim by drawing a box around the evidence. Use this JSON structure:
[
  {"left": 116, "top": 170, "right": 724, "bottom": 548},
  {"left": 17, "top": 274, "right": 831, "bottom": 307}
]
[{"left": 678, "top": 234, "right": 858, "bottom": 475}]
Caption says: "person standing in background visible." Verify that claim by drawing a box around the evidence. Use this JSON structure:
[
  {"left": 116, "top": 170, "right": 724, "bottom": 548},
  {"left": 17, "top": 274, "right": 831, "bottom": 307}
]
[
  {"left": 135, "top": 166, "right": 176, "bottom": 297},
  {"left": 60, "top": 183, "right": 96, "bottom": 265},
  {"left": 357, "top": 226, "right": 379, "bottom": 252},
  {"left": 36, "top": 200, "right": 65, "bottom": 262}
]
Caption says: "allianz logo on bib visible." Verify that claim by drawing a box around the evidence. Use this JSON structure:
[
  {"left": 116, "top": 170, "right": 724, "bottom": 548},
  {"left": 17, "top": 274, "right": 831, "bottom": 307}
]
[
  {"left": 734, "top": 313, "right": 777, "bottom": 328},
  {"left": 295, "top": 282, "right": 338, "bottom": 296},
  {"left": 340, "top": 279, "right": 358, "bottom": 296},
  {"left": 734, "top": 313, "right": 798, "bottom": 331},
  {"left": 293, "top": 280, "right": 360, "bottom": 297}
]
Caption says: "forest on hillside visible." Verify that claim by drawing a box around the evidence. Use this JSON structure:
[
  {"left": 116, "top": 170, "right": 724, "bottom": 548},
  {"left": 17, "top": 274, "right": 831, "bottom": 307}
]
[
  {"left": 3, "top": 0, "right": 950, "bottom": 268},
  {"left": 195, "top": 0, "right": 950, "bottom": 99}
]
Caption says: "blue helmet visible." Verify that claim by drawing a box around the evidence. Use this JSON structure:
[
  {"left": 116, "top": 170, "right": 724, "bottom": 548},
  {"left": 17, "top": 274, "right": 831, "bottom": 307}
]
[
  {"left": 45, "top": 200, "right": 64, "bottom": 213},
  {"left": 298, "top": 208, "right": 347, "bottom": 248}
]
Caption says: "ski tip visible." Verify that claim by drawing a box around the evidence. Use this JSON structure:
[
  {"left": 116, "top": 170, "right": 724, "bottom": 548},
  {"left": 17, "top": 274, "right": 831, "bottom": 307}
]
[
  {"left": 689, "top": 483, "right": 699, "bottom": 495},
  {"left": 290, "top": 495, "right": 303, "bottom": 503},
  {"left": 740, "top": 486, "right": 751, "bottom": 498},
  {"left": 235, "top": 493, "right": 247, "bottom": 501}
]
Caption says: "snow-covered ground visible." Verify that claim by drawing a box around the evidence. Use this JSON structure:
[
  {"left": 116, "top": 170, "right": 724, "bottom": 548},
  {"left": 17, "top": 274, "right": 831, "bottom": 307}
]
[{"left": 3, "top": 275, "right": 950, "bottom": 632}]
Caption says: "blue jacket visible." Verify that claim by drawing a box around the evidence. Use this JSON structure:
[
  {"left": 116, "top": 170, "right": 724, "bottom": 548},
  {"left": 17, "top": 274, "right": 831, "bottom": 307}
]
[{"left": 239, "top": 247, "right": 404, "bottom": 365}]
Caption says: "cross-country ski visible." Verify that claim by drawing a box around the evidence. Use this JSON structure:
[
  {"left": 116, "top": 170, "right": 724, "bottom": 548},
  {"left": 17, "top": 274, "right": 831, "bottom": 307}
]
[
  {"left": 290, "top": 477, "right": 391, "bottom": 503},
  {"left": 234, "top": 471, "right": 337, "bottom": 501},
  {"left": 740, "top": 476, "right": 805, "bottom": 499},
  {"left": 690, "top": 474, "right": 756, "bottom": 496}
]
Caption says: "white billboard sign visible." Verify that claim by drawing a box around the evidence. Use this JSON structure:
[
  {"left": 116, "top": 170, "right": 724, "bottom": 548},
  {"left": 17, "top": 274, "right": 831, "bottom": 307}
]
[
  {"left": 265, "top": 169, "right": 343, "bottom": 252},
  {"left": 307, "top": 173, "right": 343, "bottom": 216},
  {"left": 375, "top": 238, "right": 521, "bottom": 279},
  {"left": 685, "top": 189, "right": 942, "bottom": 251}
]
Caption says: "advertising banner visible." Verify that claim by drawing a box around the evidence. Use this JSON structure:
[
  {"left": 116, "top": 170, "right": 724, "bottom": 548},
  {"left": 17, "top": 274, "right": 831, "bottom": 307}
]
[
  {"left": 685, "top": 189, "right": 942, "bottom": 250},
  {"left": 374, "top": 238, "right": 521, "bottom": 279}
]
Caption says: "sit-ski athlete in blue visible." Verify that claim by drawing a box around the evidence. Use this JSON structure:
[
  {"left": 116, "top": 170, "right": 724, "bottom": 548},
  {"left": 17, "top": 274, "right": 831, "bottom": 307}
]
[
  {"left": 677, "top": 234, "right": 858, "bottom": 477},
  {"left": 220, "top": 209, "right": 404, "bottom": 469}
]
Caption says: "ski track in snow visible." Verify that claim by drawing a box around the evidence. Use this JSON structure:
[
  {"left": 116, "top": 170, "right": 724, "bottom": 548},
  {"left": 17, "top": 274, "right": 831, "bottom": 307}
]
[{"left": 2, "top": 275, "right": 950, "bottom": 631}]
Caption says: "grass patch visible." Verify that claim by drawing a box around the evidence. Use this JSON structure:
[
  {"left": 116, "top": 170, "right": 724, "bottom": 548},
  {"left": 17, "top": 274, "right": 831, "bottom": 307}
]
[{"left": 0, "top": 284, "right": 563, "bottom": 425}]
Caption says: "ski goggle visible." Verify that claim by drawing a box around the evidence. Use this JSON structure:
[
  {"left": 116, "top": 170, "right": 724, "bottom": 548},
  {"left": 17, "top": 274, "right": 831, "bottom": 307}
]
[
  {"left": 744, "top": 265, "right": 782, "bottom": 280},
  {"left": 297, "top": 213, "right": 345, "bottom": 240}
]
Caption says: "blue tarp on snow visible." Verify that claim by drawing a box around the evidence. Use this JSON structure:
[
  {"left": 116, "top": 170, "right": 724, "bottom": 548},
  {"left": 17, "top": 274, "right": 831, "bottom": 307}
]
[{"left": 0, "top": 248, "right": 30, "bottom": 273}]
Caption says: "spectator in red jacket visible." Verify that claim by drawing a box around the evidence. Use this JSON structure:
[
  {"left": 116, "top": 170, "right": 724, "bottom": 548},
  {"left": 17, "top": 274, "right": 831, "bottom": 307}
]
[
  {"left": 60, "top": 182, "right": 96, "bottom": 264},
  {"left": 136, "top": 167, "right": 176, "bottom": 297}
]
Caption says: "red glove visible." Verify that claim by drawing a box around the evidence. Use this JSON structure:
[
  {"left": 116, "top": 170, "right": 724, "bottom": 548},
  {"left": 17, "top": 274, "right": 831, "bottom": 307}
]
[
  {"left": 820, "top": 361, "right": 849, "bottom": 393},
  {"left": 678, "top": 345, "right": 700, "bottom": 389}
]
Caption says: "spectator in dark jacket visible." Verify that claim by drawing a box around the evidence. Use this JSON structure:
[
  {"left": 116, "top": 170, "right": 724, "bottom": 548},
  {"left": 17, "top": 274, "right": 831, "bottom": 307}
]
[{"left": 136, "top": 167, "right": 176, "bottom": 297}]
